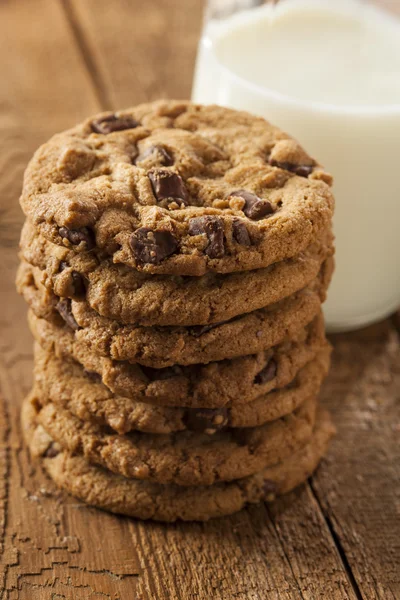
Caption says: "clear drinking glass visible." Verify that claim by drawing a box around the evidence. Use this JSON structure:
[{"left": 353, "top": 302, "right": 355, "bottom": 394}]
[{"left": 192, "top": 0, "right": 400, "bottom": 332}]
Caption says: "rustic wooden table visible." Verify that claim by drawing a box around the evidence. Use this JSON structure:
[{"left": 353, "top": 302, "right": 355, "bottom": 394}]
[{"left": 0, "top": 1, "right": 399, "bottom": 598}]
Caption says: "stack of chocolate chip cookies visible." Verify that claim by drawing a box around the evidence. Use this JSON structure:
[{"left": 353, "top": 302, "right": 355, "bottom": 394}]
[{"left": 17, "top": 100, "right": 336, "bottom": 521}]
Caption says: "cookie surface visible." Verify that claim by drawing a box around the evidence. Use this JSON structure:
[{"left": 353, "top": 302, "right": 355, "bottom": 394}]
[
  {"left": 29, "top": 310, "right": 326, "bottom": 407},
  {"left": 34, "top": 341, "right": 331, "bottom": 434},
  {"left": 20, "top": 100, "right": 334, "bottom": 276},
  {"left": 20, "top": 220, "right": 333, "bottom": 326},
  {"left": 26, "top": 391, "right": 317, "bottom": 486},
  {"left": 18, "top": 259, "right": 331, "bottom": 367},
  {"left": 22, "top": 396, "right": 335, "bottom": 522}
]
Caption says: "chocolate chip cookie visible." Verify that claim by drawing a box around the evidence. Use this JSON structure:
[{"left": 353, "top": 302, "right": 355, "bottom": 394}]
[
  {"left": 27, "top": 390, "right": 317, "bottom": 486},
  {"left": 22, "top": 395, "right": 335, "bottom": 521},
  {"left": 34, "top": 341, "right": 330, "bottom": 434},
  {"left": 20, "top": 220, "right": 333, "bottom": 326},
  {"left": 20, "top": 100, "right": 334, "bottom": 276},
  {"left": 29, "top": 309, "right": 327, "bottom": 408},
  {"left": 18, "top": 259, "right": 331, "bottom": 367}
]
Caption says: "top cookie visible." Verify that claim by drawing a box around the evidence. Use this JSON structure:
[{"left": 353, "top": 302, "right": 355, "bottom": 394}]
[{"left": 21, "top": 100, "right": 334, "bottom": 276}]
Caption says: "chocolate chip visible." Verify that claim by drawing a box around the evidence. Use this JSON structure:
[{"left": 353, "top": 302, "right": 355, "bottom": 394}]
[
  {"left": 91, "top": 114, "right": 139, "bottom": 134},
  {"left": 254, "top": 358, "right": 277, "bottom": 385},
  {"left": 148, "top": 170, "right": 189, "bottom": 206},
  {"left": 293, "top": 165, "right": 314, "bottom": 177},
  {"left": 70, "top": 271, "right": 87, "bottom": 298},
  {"left": 44, "top": 443, "right": 60, "bottom": 458},
  {"left": 270, "top": 160, "right": 313, "bottom": 178},
  {"left": 184, "top": 407, "right": 229, "bottom": 434},
  {"left": 189, "top": 320, "right": 227, "bottom": 337},
  {"left": 230, "top": 190, "right": 275, "bottom": 220},
  {"left": 261, "top": 479, "right": 277, "bottom": 500},
  {"left": 83, "top": 369, "right": 102, "bottom": 382},
  {"left": 232, "top": 219, "right": 251, "bottom": 246},
  {"left": 58, "top": 263, "right": 86, "bottom": 298},
  {"left": 130, "top": 227, "right": 178, "bottom": 265},
  {"left": 136, "top": 146, "right": 174, "bottom": 167},
  {"left": 56, "top": 298, "right": 80, "bottom": 331},
  {"left": 188, "top": 216, "right": 225, "bottom": 259},
  {"left": 59, "top": 226, "right": 95, "bottom": 250}
]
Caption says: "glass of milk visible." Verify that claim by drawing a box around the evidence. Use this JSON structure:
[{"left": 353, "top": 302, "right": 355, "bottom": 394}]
[{"left": 192, "top": 0, "right": 400, "bottom": 332}]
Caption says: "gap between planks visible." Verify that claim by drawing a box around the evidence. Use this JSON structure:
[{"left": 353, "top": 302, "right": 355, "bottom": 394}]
[
  {"left": 60, "top": 0, "right": 112, "bottom": 110},
  {"left": 308, "top": 481, "right": 364, "bottom": 600}
]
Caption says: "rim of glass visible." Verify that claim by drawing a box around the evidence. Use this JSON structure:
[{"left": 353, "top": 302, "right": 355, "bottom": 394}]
[{"left": 206, "top": 8, "right": 400, "bottom": 116}]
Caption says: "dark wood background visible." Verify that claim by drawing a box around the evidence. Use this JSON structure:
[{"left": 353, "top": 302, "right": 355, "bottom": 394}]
[{"left": 0, "top": 1, "right": 399, "bottom": 598}]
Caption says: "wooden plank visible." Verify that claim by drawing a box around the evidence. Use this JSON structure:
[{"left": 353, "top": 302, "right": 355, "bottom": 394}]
[
  {"left": 132, "top": 493, "right": 358, "bottom": 600},
  {"left": 65, "top": 0, "right": 204, "bottom": 108},
  {"left": 0, "top": 1, "right": 398, "bottom": 599},
  {"left": 0, "top": 0, "right": 99, "bottom": 132},
  {"left": 312, "top": 323, "right": 400, "bottom": 600},
  {"left": 0, "top": 1, "right": 143, "bottom": 597}
]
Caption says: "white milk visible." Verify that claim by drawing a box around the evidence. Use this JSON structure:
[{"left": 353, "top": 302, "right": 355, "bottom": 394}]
[{"left": 192, "top": 0, "right": 400, "bottom": 331}]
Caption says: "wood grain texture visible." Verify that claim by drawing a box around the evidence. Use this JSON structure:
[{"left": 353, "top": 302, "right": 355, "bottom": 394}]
[
  {"left": 313, "top": 323, "right": 400, "bottom": 600},
  {"left": 65, "top": 0, "right": 204, "bottom": 109},
  {"left": 0, "top": 0, "right": 399, "bottom": 598}
]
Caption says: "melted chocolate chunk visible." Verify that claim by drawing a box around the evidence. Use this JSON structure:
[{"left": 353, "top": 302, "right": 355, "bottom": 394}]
[
  {"left": 130, "top": 227, "right": 178, "bottom": 265},
  {"left": 254, "top": 358, "right": 277, "bottom": 385},
  {"left": 58, "top": 262, "right": 86, "bottom": 298},
  {"left": 44, "top": 443, "right": 60, "bottom": 458},
  {"left": 188, "top": 216, "right": 225, "bottom": 259},
  {"left": 184, "top": 407, "right": 229, "bottom": 434},
  {"left": 136, "top": 145, "right": 174, "bottom": 167},
  {"left": 91, "top": 114, "right": 139, "bottom": 134},
  {"left": 83, "top": 369, "right": 102, "bottom": 382},
  {"left": 232, "top": 219, "right": 251, "bottom": 246},
  {"left": 70, "top": 271, "right": 87, "bottom": 298},
  {"left": 148, "top": 169, "right": 189, "bottom": 205},
  {"left": 56, "top": 298, "right": 80, "bottom": 331},
  {"left": 59, "top": 226, "right": 95, "bottom": 250},
  {"left": 270, "top": 160, "right": 313, "bottom": 178},
  {"left": 261, "top": 479, "right": 278, "bottom": 500},
  {"left": 231, "top": 190, "right": 275, "bottom": 221}
]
